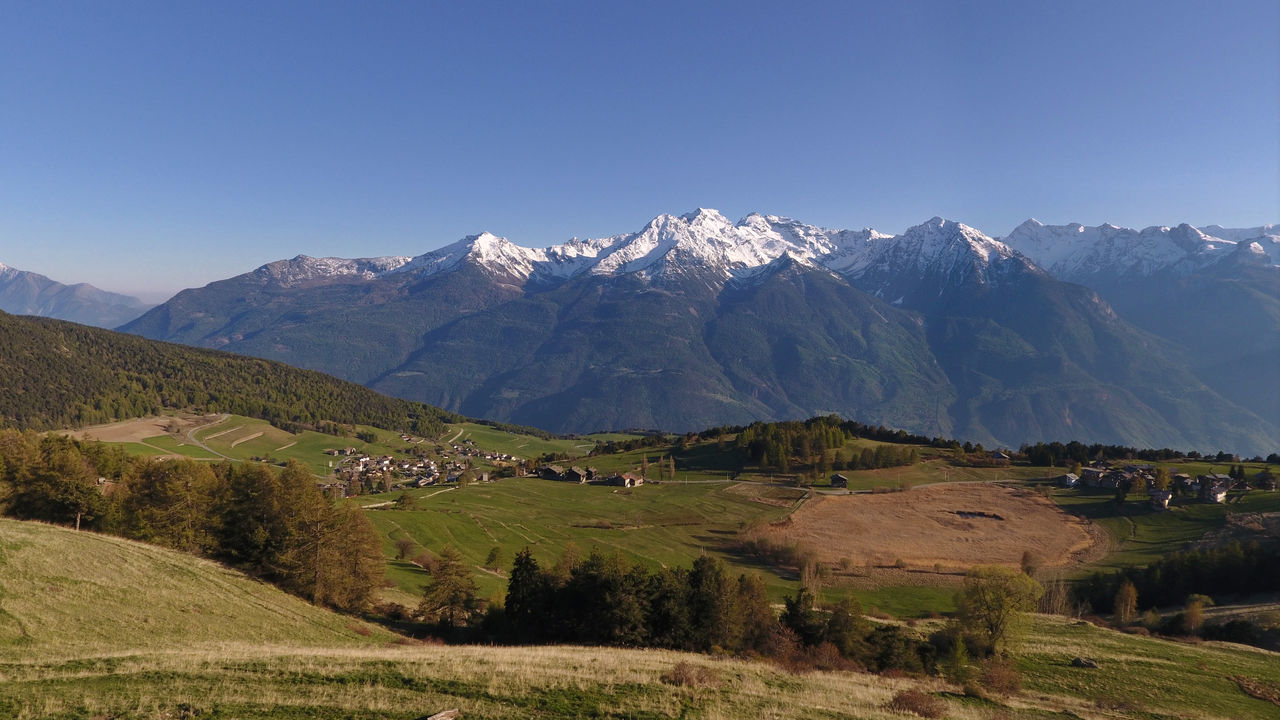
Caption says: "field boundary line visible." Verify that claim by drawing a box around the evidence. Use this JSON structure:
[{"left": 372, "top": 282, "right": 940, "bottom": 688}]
[
  {"left": 230, "top": 432, "right": 264, "bottom": 448},
  {"left": 201, "top": 425, "right": 243, "bottom": 441}
]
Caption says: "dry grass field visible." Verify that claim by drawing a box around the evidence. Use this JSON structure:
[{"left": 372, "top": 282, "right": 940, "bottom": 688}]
[
  {"left": 764, "top": 483, "right": 1100, "bottom": 572},
  {"left": 64, "top": 412, "right": 222, "bottom": 444}
]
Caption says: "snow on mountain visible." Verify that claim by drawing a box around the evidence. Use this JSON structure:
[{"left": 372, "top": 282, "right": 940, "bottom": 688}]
[
  {"left": 394, "top": 232, "right": 550, "bottom": 281},
  {"left": 832, "top": 217, "right": 1017, "bottom": 279},
  {"left": 242, "top": 212, "right": 1279, "bottom": 292},
  {"left": 391, "top": 209, "right": 871, "bottom": 284},
  {"left": 253, "top": 254, "right": 412, "bottom": 286},
  {"left": 1001, "top": 219, "right": 1273, "bottom": 281},
  {"left": 576, "top": 208, "right": 843, "bottom": 280},
  {"left": 1198, "top": 224, "right": 1279, "bottom": 243}
]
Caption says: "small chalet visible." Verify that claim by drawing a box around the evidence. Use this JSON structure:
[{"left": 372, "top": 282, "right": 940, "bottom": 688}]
[
  {"left": 1055, "top": 472, "right": 1079, "bottom": 488},
  {"left": 1197, "top": 475, "right": 1230, "bottom": 503},
  {"left": 1149, "top": 489, "right": 1173, "bottom": 510},
  {"left": 538, "top": 465, "right": 565, "bottom": 481},
  {"left": 830, "top": 473, "right": 849, "bottom": 488},
  {"left": 563, "top": 467, "right": 589, "bottom": 484},
  {"left": 604, "top": 473, "right": 644, "bottom": 488}
]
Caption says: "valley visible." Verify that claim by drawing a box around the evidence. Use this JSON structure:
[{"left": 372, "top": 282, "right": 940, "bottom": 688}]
[
  {"left": 116, "top": 212, "right": 1280, "bottom": 456},
  {"left": 6, "top": 4, "right": 1277, "bottom": 718}
]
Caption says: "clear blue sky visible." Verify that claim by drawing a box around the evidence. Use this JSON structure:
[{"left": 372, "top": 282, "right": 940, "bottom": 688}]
[{"left": 1, "top": 0, "right": 1276, "bottom": 299}]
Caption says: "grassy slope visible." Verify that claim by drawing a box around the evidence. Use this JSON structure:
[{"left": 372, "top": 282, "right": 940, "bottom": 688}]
[
  {"left": 446, "top": 421, "right": 600, "bottom": 458},
  {"left": 364, "top": 478, "right": 796, "bottom": 602},
  {"left": 6, "top": 520, "right": 1280, "bottom": 719},
  {"left": 1051, "top": 486, "right": 1280, "bottom": 572},
  {"left": 0, "top": 518, "right": 389, "bottom": 652}
]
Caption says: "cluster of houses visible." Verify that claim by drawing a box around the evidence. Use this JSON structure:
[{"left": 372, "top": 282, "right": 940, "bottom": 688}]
[
  {"left": 450, "top": 437, "right": 521, "bottom": 464},
  {"left": 324, "top": 437, "right": 516, "bottom": 496},
  {"left": 537, "top": 464, "right": 646, "bottom": 488},
  {"left": 1054, "top": 463, "right": 1247, "bottom": 509}
]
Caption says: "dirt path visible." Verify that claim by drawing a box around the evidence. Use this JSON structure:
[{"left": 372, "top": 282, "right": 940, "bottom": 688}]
[
  {"left": 201, "top": 425, "right": 243, "bottom": 441},
  {"left": 229, "top": 431, "right": 264, "bottom": 448},
  {"left": 185, "top": 415, "right": 236, "bottom": 461}
]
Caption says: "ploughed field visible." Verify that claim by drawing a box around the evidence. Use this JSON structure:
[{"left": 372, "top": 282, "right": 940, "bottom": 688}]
[{"left": 767, "top": 483, "right": 1100, "bottom": 572}]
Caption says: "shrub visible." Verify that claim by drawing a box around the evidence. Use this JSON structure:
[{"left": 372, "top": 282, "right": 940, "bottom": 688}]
[
  {"left": 886, "top": 689, "right": 946, "bottom": 718},
  {"left": 660, "top": 662, "right": 722, "bottom": 688},
  {"left": 978, "top": 656, "right": 1021, "bottom": 695}
]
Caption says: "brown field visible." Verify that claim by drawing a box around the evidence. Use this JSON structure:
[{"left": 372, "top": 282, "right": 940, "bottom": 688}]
[
  {"left": 63, "top": 412, "right": 222, "bottom": 443},
  {"left": 763, "top": 483, "right": 1099, "bottom": 572}
]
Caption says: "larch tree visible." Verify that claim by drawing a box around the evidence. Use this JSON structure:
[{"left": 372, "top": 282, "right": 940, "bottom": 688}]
[
  {"left": 418, "top": 545, "right": 479, "bottom": 627},
  {"left": 956, "top": 565, "right": 1044, "bottom": 655}
]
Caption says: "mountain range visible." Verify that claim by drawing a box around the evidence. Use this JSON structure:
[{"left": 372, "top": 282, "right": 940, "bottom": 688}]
[
  {"left": 119, "top": 210, "right": 1279, "bottom": 454},
  {"left": 0, "top": 262, "right": 151, "bottom": 328}
]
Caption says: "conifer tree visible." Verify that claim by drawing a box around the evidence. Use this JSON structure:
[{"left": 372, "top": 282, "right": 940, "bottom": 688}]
[{"left": 418, "top": 545, "right": 480, "bottom": 627}]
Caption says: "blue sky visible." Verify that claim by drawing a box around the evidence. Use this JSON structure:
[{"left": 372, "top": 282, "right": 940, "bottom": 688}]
[{"left": 1, "top": 0, "right": 1276, "bottom": 299}]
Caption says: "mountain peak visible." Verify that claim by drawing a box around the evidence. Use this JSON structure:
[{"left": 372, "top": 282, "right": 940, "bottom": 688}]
[{"left": 679, "top": 207, "right": 729, "bottom": 224}]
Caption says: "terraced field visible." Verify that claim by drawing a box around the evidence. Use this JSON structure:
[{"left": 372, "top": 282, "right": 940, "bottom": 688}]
[{"left": 66, "top": 413, "right": 418, "bottom": 475}]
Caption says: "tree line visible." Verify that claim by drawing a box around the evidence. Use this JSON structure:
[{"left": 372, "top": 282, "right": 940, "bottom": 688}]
[
  {"left": 0, "top": 429, "right": 384, "bottom": 611},
  {"left": 733, "top": 416, "right": 920, "bottom": 474},
  {"left": 412, "top": 546, "right": 1043, "bottom": 677},
  {"left": 0, "top": 312, "right": 454, "bottom": 437},
  {"left": 1020, "top": 440, "right": 1279, "bottom": 467},
  {"left": 1076, "top": 540, "right": 1280, "bottom": 614}
]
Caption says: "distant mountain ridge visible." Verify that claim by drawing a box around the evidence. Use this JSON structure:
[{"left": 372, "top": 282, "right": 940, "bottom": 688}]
[
  {"left": 0, "top": 261, "right": 152, "bottom": 328},
  {"left": 121, "top": 210, "right": 1280, "bottom": 454}
]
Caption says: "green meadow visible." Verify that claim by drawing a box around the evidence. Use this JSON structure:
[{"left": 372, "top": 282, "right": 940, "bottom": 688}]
[
  {"left": 6, "top": 518, "right": 1280, "bottom": 720},
  {"left": 443, "top": 421, "right": 606, "bottom": 458},
  {"left": 363, "top": 477, "right": 800, "bottom": 602},
  {"left": 1051, "top": 486, "right": 1280, "bottom": 571}
]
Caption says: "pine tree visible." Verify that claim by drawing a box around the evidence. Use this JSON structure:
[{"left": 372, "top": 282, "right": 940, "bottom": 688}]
[
  {"left": 506, "top": 548, "right": 551, "bottom": 641},
  {"left": 417, "top": 546, "right": 480, "bottom": 627}
]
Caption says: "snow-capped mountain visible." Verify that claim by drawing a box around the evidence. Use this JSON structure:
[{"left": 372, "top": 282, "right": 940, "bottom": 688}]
[
  {"left": 251, "top": 254, "right": 412, "bottom": 287},
  {"left": 120, "top": 209, "right": 1280, "bottom": 455},
  {"left": 266, "top": 208, "right": 1021, "bottom": 294},
  {"left": 1001, "top": 219, "right": 1278, "bottom": 283},
  {"left": 387, "top": 208, "right": 854, "bottom": 284}
]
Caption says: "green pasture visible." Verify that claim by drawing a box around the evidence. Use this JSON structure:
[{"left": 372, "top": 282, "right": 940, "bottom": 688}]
[
  {"left": 363, "top": 478, "right": 801, "bottom": 601},
  {"left": 848, "top": 585, "right": 958, "bottom": 618},
  {"left": 812, "top": 460, "right": 1051, "bottom": 491},
  {"left": 1020, "top": 614, "right": 1280, "bottom": 720},
  {"left": 444, "top": 422, "right": 594, "bottom": 459},
  {"left": 139, "top": 433, "right": 222, "bottom": 459},
  {"left": 1053, "top": 486, "right": 1280, "bottom": 572}
]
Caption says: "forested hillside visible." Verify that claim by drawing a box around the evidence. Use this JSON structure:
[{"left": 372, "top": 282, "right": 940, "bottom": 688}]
[{"left": 0, "top": 311, "right": 456, "bottom": 435}]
